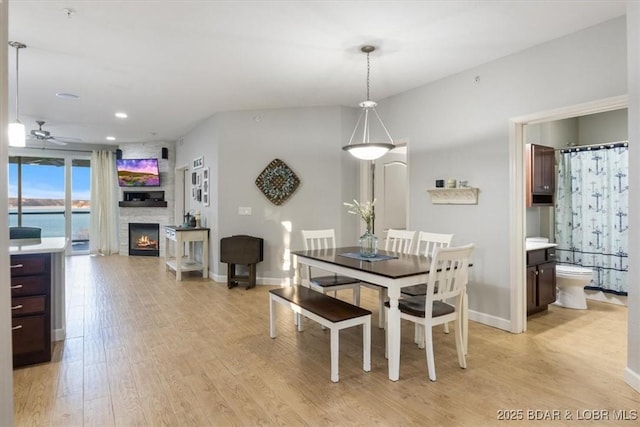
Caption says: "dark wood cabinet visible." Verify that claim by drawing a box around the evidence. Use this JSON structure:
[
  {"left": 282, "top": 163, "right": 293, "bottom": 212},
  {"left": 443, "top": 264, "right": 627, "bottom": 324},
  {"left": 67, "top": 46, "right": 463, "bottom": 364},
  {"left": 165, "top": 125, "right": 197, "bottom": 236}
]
[
  {"left": 526, "top": 143, "right": 555, "bottom": 206},
  {"left": 10, "top": 253, "right": 52, "bottom": 367},
  {"left": 526, "top": 247, "right": 556, "bottom": 315}
]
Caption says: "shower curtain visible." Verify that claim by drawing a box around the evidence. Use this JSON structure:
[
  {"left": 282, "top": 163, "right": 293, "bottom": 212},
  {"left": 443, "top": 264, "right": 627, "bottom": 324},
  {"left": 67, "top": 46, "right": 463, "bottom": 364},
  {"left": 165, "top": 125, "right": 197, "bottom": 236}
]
[{"left": 555, "top": 143, "right": 628, "bottom": 295}]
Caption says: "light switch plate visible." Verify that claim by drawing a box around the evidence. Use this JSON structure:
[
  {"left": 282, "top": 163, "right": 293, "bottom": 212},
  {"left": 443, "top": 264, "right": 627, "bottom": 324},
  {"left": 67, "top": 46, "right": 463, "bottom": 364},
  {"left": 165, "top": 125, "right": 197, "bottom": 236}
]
[{"left": 238, "top": 207, "right": 252, "bottom": 215}]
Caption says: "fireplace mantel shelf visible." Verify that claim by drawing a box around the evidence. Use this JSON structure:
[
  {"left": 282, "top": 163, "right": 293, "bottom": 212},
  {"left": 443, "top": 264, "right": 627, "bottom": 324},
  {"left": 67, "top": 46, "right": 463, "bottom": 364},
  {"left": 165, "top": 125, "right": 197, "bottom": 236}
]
[{"left": 119, "top": 201, "right": 168, "bottom": 207}]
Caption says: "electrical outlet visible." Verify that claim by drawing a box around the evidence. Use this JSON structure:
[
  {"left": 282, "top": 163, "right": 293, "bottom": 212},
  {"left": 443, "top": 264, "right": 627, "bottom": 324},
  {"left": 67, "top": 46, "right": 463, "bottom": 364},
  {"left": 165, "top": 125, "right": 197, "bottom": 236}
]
[{"left": 238, "top": 207, "right": 252, "bottom": 215}]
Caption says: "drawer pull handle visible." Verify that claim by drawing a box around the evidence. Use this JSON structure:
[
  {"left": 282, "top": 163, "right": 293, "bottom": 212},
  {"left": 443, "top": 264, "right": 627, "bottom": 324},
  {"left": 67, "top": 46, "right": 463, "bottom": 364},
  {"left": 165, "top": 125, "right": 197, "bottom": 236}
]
[
  {"left": 10, "top": 264, "right": 24, "bottom": 269},
  {"left": 549, "top": 253, "right": 555, "bottom": 257},
  {"left": 12, "top": 325, "right": 23, "bottom": 330},
  {"left": 11, "top": 305, "right": 23, "bottom": 310},
  {"left": 11, "top": 284, "right": 23, "bottom": 289}
]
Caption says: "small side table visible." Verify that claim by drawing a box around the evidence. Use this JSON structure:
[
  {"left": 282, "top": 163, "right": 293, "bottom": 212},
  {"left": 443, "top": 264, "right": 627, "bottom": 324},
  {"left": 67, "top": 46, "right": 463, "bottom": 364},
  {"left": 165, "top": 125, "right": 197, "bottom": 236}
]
[
  {"left": 165, "top": 226, "right": 210, "bottom": 281},
  {"left": 220, "top": 235, "right": 264, "bottom": 289}
]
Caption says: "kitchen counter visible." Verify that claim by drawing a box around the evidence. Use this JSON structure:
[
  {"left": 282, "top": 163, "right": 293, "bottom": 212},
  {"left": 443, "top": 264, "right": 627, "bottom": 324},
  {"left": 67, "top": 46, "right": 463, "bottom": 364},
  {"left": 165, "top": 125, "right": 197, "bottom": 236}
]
[
  {"left": 10, "top": 237, "right": 68, "bottom": 341},
  {"left": 9, "top": 237, "right": 67, "bottom": 254}
]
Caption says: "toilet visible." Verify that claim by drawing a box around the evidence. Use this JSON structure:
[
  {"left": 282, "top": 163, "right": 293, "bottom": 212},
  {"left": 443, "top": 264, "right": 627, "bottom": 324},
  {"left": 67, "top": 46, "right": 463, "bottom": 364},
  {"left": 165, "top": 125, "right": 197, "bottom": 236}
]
[{"left": 555, "top": 264, "right": 593, "bottom": 309}]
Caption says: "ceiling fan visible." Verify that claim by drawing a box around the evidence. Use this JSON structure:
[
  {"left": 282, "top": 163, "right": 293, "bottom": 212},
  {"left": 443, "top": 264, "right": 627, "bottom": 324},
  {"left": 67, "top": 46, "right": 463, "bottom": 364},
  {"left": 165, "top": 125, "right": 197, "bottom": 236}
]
[{"left": 29, "top": 120, "right": 81, "bottom": 146}]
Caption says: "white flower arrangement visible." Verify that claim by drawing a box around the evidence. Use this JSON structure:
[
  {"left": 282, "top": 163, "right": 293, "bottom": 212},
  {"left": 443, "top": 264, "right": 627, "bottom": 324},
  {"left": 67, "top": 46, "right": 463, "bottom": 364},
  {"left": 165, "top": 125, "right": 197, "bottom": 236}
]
[{"left": 344, "top": 199, "right": 376, "bottom": 233}]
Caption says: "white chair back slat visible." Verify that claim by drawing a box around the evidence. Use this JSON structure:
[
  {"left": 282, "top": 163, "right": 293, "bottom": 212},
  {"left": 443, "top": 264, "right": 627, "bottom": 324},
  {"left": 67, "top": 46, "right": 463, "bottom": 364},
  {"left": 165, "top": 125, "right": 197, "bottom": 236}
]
[
  {"left": 384, "top": 229, "right": 417, "bottom": 254},
  {"left": 302, "top": 229, "right": 336, "bottom": 251},
  {"left": 426, "top": 244, "right": 474, "bottom": 311},
  {"left": 415, "top": 231, "right": 454, "bottom": 257}
]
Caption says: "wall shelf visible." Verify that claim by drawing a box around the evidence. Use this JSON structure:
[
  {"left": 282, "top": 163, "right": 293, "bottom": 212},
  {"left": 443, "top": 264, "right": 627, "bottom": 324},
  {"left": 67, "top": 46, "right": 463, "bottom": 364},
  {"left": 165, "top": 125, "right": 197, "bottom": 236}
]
[
  {"left": 426, "top": 188, "right": 479, "bottom": 205},
  {"left": 118, "top": 201, "right": 167, "bottom": 207}
]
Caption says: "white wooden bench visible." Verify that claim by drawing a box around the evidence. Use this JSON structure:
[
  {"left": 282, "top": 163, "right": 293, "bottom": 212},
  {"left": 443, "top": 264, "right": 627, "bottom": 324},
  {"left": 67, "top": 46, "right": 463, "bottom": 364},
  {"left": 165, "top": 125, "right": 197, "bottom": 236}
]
[{"left": 269, "top": 285, "right": 371, "bottom": 382}]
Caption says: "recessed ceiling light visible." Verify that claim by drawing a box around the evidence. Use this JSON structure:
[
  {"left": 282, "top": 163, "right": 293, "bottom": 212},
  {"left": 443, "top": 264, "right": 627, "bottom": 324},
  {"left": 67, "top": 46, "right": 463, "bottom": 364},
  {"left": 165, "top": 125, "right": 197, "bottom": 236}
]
[
  {"left": 115, "top": 112, "right": 128, "bottom": 119},
  {"left": 56, "top": 92, "right": 79, "bottom": 99},
  {"left": 106, "top": 136, "right": 116, "bottom": 141}
]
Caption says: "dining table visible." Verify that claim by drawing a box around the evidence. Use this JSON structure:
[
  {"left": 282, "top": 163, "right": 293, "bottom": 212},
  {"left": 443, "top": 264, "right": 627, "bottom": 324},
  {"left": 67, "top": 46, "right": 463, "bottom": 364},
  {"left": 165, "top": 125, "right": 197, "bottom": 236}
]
[{"left": 291, "top": 246, "right": 467, "bottom": 381}]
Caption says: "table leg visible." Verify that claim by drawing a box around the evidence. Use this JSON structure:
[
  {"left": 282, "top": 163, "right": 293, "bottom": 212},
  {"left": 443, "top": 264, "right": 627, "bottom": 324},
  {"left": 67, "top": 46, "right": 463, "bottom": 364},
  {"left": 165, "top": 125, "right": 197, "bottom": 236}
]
[
  {"left": 165, "top": 236, "right": 170, "bottom": 271},
  {"left": 463, "top": 290, "right": 468, "bottom": 355},
  {"left": 386, "top": 287, "right": 401, "bottom": 381},
  {"left": 202, "top": 233, "right": 209, "bottom": 278},
  {"left": 176, "top": 235, "right": 183, "bottom": 281},
  {"left": 293, "top": 254, "right": 301, "bottom": 286}
]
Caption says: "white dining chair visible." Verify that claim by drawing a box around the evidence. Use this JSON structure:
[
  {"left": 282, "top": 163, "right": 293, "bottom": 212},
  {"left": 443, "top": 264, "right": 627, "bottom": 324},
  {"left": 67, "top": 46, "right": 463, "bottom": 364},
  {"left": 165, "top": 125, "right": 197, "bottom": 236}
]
[
  {"left": 300, "top": 229, "right": 361, "bottom": 304},
  {"left": 362, "top": 229, "right": 417, "bottom": 328},
  {"left": 401, "top": 231, "right": 454, "bottom": 298},
  {"left": 385, "top": 244, "right": 474, "bottom": 381},
  {"left": 400, "top": 231, "right": 454, "bottom": 346}
]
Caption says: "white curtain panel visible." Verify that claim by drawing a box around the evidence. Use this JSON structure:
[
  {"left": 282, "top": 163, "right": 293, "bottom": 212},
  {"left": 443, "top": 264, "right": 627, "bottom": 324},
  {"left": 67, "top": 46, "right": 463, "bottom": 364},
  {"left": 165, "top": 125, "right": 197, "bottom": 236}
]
[
  {"left": 90, "top": 150, "right": 119, "bottom": 255},
  {"left": 555, "top": 145, "right": 629, "bottom": 295}
]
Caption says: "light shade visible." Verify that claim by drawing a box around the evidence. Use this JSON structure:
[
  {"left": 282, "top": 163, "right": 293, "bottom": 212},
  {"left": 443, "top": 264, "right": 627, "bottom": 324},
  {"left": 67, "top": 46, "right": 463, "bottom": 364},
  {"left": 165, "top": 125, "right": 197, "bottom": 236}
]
[
  {"left": 342, "top": 142, "right": 394, "bottom": 160},
  {"left": 342, "top": 100, "right": 395, "bottom": 160},
  {"left": 8, "top": 121, "right": 26, "bottom": 147}
]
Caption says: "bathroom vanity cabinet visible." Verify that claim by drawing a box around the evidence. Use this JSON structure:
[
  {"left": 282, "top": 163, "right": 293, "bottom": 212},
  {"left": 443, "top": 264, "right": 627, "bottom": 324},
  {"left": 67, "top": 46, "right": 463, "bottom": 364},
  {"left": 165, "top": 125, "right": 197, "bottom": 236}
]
[
  {"left": 526, "top": 246, "right": 557, "bottom": 315},
  {"left": 526, "top": 143, "right": 555, "bottom": 207}
]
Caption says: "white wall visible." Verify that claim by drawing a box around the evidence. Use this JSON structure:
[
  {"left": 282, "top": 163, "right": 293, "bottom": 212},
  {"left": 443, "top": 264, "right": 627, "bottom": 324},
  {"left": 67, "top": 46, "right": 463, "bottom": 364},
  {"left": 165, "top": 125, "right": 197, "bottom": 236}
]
[
  {"left": 377, "top": 17, "right": 627, "bottom": 323},
  {"left": 578, "top": 108, "right": 628, "bottom": 144},
  {"left": 176, "top": 106, "right": 360, "bottom": 283},
  {"left": 625, "top": 0, "right": 640, "bottom": 393},
  {"left": 526, "top": 117, "right": 578, "bottom": 149}
]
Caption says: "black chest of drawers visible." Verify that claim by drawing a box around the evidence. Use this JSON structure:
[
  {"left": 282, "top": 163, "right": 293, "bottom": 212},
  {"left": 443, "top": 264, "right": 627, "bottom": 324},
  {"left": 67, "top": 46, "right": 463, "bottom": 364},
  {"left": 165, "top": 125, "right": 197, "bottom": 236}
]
[{"left": 10, "top": 253, "right": 52, "bottom": 367}]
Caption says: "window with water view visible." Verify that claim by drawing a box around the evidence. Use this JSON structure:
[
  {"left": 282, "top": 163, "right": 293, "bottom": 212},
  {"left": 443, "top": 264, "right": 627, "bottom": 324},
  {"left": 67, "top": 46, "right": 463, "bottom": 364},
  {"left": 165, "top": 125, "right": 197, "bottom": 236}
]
[{"left": 8, "top": 156, "right": 91, "bottom": 253}]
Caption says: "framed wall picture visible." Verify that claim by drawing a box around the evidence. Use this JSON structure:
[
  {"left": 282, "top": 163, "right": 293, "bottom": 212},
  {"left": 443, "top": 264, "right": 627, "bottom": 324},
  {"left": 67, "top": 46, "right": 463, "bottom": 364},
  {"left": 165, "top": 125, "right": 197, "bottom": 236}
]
[
  {"left": 196, "top": 173, "right": 201, "bottom": 187},
  {"left": 192, "top": 172, "right": 197, "bottom": 185},
  {"left": 193, "top": 156, "right": 204, "bottom": 169},
  {"left": 202, "top": 167, "right": 210, "bottom": 206}
]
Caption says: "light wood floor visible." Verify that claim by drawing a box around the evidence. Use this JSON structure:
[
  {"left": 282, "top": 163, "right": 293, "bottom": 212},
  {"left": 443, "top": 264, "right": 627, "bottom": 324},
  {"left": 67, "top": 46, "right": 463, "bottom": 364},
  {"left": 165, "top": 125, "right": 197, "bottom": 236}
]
[{"left": 12, "top": 255, "right": 639, "bottom": 426}]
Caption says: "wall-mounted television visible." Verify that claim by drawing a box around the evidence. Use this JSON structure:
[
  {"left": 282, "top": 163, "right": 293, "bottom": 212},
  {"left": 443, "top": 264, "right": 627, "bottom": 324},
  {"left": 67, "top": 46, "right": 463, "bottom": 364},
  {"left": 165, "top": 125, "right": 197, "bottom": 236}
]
[{"left": 116, "top": 158, "right": 160, "bottom": 187}]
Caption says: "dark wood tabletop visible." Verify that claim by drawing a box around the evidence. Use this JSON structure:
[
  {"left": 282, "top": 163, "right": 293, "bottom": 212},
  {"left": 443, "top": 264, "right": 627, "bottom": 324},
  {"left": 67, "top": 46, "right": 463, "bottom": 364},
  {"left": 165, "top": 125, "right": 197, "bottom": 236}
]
[{"left": 291, "top": 246, "right": 432, "bottom": 279}]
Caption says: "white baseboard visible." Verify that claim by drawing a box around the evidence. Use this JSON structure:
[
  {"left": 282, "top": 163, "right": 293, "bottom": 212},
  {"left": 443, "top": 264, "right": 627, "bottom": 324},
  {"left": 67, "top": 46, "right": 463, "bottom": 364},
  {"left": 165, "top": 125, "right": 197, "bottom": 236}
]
[
  {"left": 624, "top": 367, "right": 640, "bottom": 393},
  {"left": 468, "top": 309, "right": 511, "bottom": 332},
  {"left": 53, "top": 328, "right": 65, "bottom": 342}
]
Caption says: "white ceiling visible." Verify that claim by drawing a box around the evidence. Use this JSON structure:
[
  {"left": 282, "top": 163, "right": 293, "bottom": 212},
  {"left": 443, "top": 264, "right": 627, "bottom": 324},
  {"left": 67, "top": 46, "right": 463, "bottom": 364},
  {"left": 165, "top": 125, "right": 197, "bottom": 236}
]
[{"left": 7, "top": 0, "right": 627, "bottom": 147}]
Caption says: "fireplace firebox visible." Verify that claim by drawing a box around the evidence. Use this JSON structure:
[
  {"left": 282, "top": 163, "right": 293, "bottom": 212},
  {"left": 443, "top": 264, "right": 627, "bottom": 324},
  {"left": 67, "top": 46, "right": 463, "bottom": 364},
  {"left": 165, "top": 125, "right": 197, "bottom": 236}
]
[{"left": 129, "top": 223, "right": 160, "bottom": 256}]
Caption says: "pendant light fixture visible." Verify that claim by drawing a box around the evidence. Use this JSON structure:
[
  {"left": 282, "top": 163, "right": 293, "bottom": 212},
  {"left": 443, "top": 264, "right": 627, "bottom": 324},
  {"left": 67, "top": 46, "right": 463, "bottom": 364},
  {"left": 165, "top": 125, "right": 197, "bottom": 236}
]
[
  {"left": 8, "top": 41, "right": 27, "bottom": 147},
  {"left": 342, "top": 45, "right": 395, "bottom": 160}
]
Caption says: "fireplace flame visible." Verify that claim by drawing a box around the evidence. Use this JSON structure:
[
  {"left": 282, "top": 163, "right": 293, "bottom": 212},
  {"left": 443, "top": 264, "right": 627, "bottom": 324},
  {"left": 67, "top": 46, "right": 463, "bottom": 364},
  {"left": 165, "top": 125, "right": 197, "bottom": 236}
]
[{"left": 136, "top": 235, "right": 158, "bottom": 249}]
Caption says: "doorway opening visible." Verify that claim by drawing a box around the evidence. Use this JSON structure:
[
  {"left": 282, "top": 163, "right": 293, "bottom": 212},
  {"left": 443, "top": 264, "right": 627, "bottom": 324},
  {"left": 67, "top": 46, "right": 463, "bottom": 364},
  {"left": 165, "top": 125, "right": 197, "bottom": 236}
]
[
  {"left": 360, "top": 143, "right": 409, "bottom": 240},
  {"left": 509, "top": 95, "right": 628, "bottom": 333}
]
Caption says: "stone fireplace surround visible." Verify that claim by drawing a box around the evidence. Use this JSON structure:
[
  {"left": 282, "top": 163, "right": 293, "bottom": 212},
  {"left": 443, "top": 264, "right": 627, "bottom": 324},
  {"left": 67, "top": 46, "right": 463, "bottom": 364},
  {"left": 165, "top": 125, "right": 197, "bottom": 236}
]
[{"left": 117, "top": 142, "right": 175, "bottom": 257}]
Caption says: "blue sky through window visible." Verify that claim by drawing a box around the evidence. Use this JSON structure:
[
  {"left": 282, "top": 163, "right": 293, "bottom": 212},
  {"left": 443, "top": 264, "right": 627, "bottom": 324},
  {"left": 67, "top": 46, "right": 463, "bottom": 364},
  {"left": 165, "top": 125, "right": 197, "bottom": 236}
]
[{"left": 8, "top": 162, "right": 91, "bottom": 200}]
